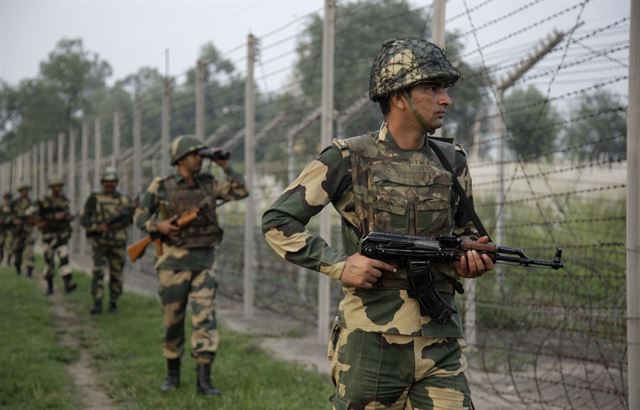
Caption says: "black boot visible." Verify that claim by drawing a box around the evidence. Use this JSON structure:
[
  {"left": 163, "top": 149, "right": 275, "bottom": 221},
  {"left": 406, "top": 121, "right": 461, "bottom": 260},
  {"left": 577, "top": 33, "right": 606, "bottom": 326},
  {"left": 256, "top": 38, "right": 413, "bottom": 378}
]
[
  {"left": 14, "top": 261, "right": 21, "bottom": 276},
  {"left": 46, "top": 277, "right": 54, "bottom": 295},
  {"left": 108, "top": 301, "right": 118, "bottom": 314},
  {"left": 160, "top": 359, "right": 180, "bottom": 392},
  {"left": 63, "top": 274, "right": 77, "bottom": 293},
  {"left": 26, "top": 267, "right": 33, "bottom": 278},
  {"left": 196, "top": 363, "right": 222, "bottom": 396},
  {"left": 90, "top": 301, "right": 102, "bottom": 315}
]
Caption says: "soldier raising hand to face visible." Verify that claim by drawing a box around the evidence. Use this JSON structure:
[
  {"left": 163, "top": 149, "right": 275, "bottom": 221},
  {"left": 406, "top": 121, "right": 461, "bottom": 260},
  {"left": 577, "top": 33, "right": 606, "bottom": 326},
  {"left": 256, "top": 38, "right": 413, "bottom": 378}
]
[{"left": 134, "top": 135, "right": 248, "bottom": 396}]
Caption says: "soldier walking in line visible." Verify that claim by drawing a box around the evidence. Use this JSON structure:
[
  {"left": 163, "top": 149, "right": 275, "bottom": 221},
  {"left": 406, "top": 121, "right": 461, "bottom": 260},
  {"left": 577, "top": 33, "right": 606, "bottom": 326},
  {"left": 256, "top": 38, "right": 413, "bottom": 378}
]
[
  {"left": 10, "top": 183, "right": 37, "bottom": 277},
  {"left": 134, "top": 135, "right": 248, "bottom": 396},
  {"left": 263, "top": 38, "right": 494, "bottom": 409},
  {"left": 38, "top": 178, "right": 78, "bottom": 295},
  {"left": 0, "top": 192, "right": 13, "bottom": 265},
  {"left": 81, "top": 166, "right": 133, "bottom": 315}
]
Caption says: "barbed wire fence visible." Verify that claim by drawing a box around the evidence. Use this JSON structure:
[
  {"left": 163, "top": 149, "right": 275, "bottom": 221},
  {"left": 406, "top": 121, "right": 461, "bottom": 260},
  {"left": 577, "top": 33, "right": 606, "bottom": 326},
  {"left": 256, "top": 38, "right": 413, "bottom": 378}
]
[{"left": 0, "top": 0, "right": 634, "bottom": 409}]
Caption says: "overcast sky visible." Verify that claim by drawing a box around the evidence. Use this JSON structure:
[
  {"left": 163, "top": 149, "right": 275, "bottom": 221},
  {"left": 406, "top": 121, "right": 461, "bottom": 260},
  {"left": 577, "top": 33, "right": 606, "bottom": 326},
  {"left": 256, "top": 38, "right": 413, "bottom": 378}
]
[{"left": 0, "top": 0, "right": 631, "bottom": 96}]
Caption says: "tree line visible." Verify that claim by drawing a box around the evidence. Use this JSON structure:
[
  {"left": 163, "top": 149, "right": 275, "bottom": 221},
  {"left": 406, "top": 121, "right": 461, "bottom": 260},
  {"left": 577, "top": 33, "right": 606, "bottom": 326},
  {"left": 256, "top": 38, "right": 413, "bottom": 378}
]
[{"left": 0, "top": 0, "right": 626, "bottom": 166}]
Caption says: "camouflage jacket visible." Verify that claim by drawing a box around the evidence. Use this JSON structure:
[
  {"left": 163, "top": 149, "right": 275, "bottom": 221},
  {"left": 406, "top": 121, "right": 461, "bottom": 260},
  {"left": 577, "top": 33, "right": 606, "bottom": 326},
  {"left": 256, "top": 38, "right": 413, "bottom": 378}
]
[
  {"left": 38, "top": 194, "right": 73, "bottom": 238},
  {"left": 81, "top": 191, "right": 133, "bottom": 247},
  {"left": 10, "top": 197, "right": 37, "bottom": 236},
  {"left": 0, "top": 199, "right": 12, "bottom": 230},
  {"left": 262, "top": 123, "right": 478, "bottom": 338},
  {"left": 134, "top": 166, "right": 248, "bottom": 271}
]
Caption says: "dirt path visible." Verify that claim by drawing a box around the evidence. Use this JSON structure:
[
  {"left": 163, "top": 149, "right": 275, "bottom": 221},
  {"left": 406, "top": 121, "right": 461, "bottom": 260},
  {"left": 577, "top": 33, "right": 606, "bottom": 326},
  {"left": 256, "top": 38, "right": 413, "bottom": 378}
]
[{"left": 49, "top": 290, "right": 118, "bottom": 410}]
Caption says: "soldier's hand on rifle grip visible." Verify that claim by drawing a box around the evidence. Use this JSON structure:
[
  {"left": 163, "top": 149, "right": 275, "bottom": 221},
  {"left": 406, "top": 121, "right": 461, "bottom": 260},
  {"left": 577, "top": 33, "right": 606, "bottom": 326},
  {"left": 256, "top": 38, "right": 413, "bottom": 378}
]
[
  {"left": 340, "top": 253, "right": 397, "bottom": 289},
  {"left": 454, "top": 236, "right": 495, "bottom": 278},
  {"left": 96, "top": 222, "right": 109, "bottom": 233},
  {"left": 156, "top": 215, "right": 180, "bottom": 241}
]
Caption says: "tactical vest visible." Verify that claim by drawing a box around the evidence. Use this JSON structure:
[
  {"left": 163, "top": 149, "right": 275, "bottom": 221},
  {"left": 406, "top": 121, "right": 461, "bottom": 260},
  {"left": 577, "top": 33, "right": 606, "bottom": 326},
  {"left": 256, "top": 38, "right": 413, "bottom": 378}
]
[
  {"left": 159, "top": 174, "right": 222, "bottom": 248},
  {"left": 335, "top": 133, "right": 459, "bottom": 284},
  {"left": 40, "top": 195, "right": 72, "bottom": 234},
  {"left": 94, "top": 192, "right": 129, "bottom": 245},
  {"left": 0, "top": 201, "right": 12, "bottom": 226},
  {"left": 10, "top": 197, "right": 36, "bottom": 234}
]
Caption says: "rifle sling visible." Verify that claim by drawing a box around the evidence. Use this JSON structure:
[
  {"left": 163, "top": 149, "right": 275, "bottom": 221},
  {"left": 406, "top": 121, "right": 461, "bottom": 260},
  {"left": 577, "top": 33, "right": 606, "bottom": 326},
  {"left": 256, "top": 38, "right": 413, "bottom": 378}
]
[{"left": 427, "top": 139, "right": 491, "bottom": 241}]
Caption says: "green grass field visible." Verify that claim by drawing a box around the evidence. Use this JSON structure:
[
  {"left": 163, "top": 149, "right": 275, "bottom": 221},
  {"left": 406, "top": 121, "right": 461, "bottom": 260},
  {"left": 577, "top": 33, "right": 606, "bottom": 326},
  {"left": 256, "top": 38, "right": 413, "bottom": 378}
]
[
  {"left": 0, "top": 266, "right": 80, "bottom": 410},
  {"left": 1, "top": 266, "right": 333, "bottom": 410}
]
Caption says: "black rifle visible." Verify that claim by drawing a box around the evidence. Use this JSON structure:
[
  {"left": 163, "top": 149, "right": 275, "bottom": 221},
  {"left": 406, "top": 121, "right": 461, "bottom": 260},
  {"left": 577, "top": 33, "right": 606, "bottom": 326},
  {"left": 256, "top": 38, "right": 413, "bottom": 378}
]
[
  {"left": 87, "top": 210, "right": 131, "bottom": 239},
  {"left": 360, "top": 231, "right": 564, "bottom": 324}
]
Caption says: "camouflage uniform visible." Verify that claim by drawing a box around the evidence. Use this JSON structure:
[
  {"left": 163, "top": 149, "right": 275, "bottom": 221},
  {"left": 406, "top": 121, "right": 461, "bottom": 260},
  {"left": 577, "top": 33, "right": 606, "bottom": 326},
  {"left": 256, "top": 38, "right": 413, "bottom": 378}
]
[
  {"left": 134, "top": 135, "right": 248, "bottom": 394},
  {"left": 10, "top": 188, "right": 37, "bottom": 276},
  {"left": 81, "top": 190, "right": 133, "bottom": 312},
  {"left": 0, "top": 194, "right": 13, "bottom": 264},
  {"left": 38, "top": 186, "right": 77, "bottom": 293},
  {"left": 263, "top": 38, "right": 478, "bottom": 409}
]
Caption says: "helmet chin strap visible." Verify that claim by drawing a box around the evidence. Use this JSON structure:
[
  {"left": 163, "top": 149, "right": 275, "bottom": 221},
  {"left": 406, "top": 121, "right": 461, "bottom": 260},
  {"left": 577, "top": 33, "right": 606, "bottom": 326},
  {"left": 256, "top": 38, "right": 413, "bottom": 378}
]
[{"left": 402, "top": 89, "right": 434, "bottom": 135}]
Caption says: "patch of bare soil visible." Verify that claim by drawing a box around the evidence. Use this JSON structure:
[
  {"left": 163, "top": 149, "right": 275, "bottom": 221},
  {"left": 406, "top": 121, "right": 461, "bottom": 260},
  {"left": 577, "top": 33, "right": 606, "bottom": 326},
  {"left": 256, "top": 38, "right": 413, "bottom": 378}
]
[{"left": 49, "top": 290, "right": 117, "bottom": 410}]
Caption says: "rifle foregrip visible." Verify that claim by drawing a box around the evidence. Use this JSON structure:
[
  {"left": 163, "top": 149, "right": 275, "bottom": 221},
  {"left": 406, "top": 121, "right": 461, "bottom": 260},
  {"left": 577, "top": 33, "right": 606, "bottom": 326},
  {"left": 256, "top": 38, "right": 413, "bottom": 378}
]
[{"left": 462, "top": 240, "right": 496, "bottom": 254}]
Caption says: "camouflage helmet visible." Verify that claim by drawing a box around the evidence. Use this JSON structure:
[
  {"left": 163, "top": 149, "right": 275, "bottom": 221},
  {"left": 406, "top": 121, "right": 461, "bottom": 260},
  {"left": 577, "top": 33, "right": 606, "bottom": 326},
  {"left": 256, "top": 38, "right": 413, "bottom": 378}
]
[
  {"left": 170, "top": 135, "right": 206, "bottom": 165},
  {"left": 369, "top": 38, "right": 461, "bottom": 102},
  {"left": 101, "top": 166, "right": 119, "bottom": 182}
]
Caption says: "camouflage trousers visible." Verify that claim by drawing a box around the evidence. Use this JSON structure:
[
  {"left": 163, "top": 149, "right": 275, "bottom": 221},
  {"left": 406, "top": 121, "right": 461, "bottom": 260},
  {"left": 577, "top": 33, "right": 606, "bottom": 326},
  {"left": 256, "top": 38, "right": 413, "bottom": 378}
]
[
  {"left": 329, "top": 327, "right": 472, "bottom": 410},
  {"left": 90, "top": 244, "right": 126, "bottom": 303},
  {"left": 12, "top": 231, "right": 34, "bottom": 270},
  {"left": 157, "top": 268, "right": 219, "bottom": 364},
  {"left": 0, "top": 230, "right": 11, "bottom": 263},
  {"left": 43, "top": 234, "right": 72, "bottom": 279}
]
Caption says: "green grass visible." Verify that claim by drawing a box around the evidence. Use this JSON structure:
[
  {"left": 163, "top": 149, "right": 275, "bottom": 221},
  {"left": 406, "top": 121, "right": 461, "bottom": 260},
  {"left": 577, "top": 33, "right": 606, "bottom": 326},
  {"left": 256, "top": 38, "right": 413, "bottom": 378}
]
[
  {"left": 1, "top": 262, "right": 333, "bottom": 409},
  {"left": 62, "top": 273, "right": 333, "bottom": 410},
  {"left": 0, "top": 266, "right": 81, "bottom": 410}
]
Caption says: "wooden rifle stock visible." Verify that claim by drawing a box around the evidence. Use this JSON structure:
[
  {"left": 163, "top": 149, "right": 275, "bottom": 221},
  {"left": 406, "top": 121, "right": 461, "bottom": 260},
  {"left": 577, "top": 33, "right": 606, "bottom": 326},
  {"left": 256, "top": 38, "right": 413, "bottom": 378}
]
[{"left": 126, "top": 207, "right": 200, "bottom": 263}]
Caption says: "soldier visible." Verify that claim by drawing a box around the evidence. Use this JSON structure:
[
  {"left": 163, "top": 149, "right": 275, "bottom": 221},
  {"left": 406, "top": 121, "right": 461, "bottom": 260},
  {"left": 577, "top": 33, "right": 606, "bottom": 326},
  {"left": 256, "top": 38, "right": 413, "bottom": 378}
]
[
  {"left": 262, "top": 38, "right": 495, "bottom": 409},
  {"left": 81, "top": 166, "right": 133, "bottom": 314},
  {"left": 0, "top": 192, "right": 13, "bottom": 265},
  {"left": 38, "top": 178, "right": 77, "bottom": 295},
  {"left": 10, "top": 183, "right": 37, "bottom": 277},
  {"left": 134, "top": 135, "right": 248, "bottom": 396}
]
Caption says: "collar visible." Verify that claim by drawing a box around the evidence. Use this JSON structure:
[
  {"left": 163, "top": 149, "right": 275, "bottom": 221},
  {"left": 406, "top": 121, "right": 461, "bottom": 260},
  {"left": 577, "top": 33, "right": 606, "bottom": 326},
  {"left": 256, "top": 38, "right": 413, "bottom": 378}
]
[{"left": 378, "top": 121, "right": 427, "bottom": 151}]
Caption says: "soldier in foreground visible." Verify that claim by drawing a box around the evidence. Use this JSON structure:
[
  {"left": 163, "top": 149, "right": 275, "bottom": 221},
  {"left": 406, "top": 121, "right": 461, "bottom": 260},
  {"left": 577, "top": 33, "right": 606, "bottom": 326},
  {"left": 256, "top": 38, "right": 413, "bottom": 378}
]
[
  {"left": 262, "top": 38, "right": 494, "bottom": 409},
  {"left": 81, "top": 167, "right": 133, "bottom": 314},
  {"left": 0, "top": 192, "right": 13, "bottom": 265},
  {"left": 10, "top": 184, "right": 37, "bottom": 277},
  {"left": 38, "top": 178, "right": 77, "bottom": 295},
  {"left": 134, "top": 135, "right": 248, "bottom": 396}
]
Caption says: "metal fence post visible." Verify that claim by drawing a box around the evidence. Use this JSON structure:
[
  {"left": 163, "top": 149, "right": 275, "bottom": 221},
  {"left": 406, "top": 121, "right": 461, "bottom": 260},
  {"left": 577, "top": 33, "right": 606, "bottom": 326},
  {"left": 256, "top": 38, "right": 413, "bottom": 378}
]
[
  {"left": 627, "top": 0, "right": 639, "bottom": 407},
  {"left": 94, "top": 118, "right": 102, "bottom": 190},
  {"left": 318, "top": 0, "right": 335, "bottom": 343},
  {"left": 195, "top": 59, "right": 206, "bottom": 139},
  {"left": 243, "top": 33, "right": 256, "bottom": 319}
]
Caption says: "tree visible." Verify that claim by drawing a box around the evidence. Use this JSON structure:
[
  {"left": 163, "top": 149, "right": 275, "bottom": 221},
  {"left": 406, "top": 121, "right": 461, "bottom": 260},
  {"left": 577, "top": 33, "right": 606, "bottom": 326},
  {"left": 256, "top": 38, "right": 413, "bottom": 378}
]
[
  {"left": 565, "top": 90, "right": 626, "bottom": 161},
  {"left": 39, "top": 38, "right": 112, "bottom": 121},
  {"left": 503, "top": 85, "right": 561, "bottom": 161}
]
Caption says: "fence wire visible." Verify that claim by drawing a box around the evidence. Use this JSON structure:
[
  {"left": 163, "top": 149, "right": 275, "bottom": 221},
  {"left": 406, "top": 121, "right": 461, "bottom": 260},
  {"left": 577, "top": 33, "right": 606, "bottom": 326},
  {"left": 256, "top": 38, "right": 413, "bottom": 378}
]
[{"left": 0, "top": 1, "right": 632, "bottom": 409}]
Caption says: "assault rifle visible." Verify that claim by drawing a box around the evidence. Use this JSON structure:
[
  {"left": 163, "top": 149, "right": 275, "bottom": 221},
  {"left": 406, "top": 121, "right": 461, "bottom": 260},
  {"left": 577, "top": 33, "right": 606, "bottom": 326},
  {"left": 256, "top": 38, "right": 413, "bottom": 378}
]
[
  {"left": 86, "top": 209, "right": 131, "bottom": 239},
  {"left": 127, "top": 207, "right": 200, "bottom": 263},
  {"left": 360, "top": 231, "right": 564, "bottom": 324}
]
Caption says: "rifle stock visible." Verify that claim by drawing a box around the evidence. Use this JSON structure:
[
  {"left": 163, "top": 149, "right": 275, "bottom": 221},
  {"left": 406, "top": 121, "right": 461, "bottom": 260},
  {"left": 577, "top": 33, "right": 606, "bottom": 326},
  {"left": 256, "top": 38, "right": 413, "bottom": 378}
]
[{"left": 127, "top": 207, "right": 200, "bottom": 263}]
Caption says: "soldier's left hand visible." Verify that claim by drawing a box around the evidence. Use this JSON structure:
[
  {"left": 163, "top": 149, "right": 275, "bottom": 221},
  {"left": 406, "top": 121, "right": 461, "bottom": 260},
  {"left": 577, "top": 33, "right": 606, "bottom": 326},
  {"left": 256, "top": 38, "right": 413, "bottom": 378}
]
[
  {"left": 454, "top": 236, "right": 495, "bottom": 278},
  {"left": 54, "top": 212, "right": 66, "bottom": 221}
]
